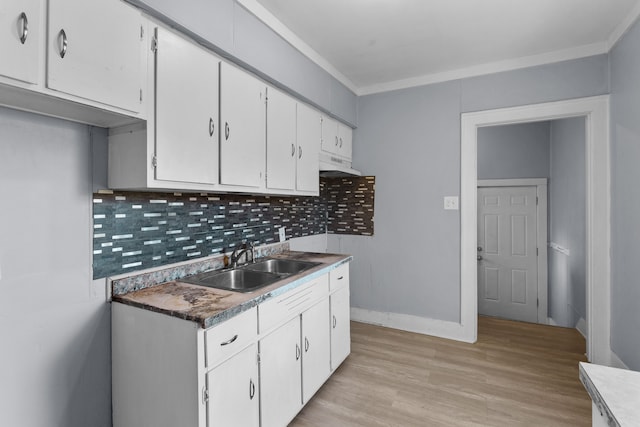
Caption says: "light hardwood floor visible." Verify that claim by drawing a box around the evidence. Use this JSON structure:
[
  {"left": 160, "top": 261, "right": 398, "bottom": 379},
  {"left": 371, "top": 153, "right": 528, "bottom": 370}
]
[{"left": 291, "top": 316, "right": 590, "bottom": 426}]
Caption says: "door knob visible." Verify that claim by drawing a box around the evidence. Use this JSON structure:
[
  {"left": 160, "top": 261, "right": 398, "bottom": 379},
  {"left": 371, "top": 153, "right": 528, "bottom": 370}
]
[{"left": 477, "top": 255, "right": 483, "bottom": 261}]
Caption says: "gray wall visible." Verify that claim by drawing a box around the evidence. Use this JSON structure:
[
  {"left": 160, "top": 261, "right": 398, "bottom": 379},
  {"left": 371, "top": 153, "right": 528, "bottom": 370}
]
[
  {"left": 548, "top": 117, "right": 587, "bottom": 328},
  {"left": 610, "top": 13, "right": 640, "bottom": 370},
  {"left": 334, "top": 54, "right": 609, "bottom": 325},
  {"left": 477, "top": 122, "right": 551, "bottom": 180},
  {"left": 126, "top": 0, "right": 357, "bottom": 125},
  {"left": 0, "top": 107, "right": 111, "bottom": 427}
]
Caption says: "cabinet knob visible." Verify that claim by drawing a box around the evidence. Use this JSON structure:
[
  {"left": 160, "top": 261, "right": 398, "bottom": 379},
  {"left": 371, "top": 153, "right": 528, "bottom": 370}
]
[
  {"left": 19, "top": 12, "right": 28, "bottom": 45},
  {"left": 304, "top": 337, "right": 310, "bottom": 352},
  {"left": 333, "top": 315, "right": 337, "bottom": 328},
  {"left": 291, "top": 143, "right": 295, "bottom": 157},
  {"left": 58, "top": 29, "right": 68, "bottom": 58},
  {"left": 295, "top": 344, "right": 301, "bottom": 360},
  {"left": 298, "top": 146, "right": 302, "bottom": 159},
  {"left": 224, "top": 122, "right": 230, "bottom": 140},
  {"left": 209, "top": 118, "right": 215, "bottom": 137}
]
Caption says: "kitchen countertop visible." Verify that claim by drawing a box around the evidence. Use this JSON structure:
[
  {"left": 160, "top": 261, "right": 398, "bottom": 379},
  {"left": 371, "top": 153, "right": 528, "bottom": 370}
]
[
  {"left": 579, "top": 362, "right": 640, "bottom": 426},
  {"left": 112, "top": 251, "right": 351, "bottom": 329}
]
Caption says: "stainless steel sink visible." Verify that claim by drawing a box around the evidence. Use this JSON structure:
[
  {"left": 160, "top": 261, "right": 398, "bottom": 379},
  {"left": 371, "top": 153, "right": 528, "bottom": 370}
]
[
  {"left": 243, "top": 259, "right": 320, "bottom": 275},
  {"left": 182, "top": 269, "right": 282, "bottom": 293}
]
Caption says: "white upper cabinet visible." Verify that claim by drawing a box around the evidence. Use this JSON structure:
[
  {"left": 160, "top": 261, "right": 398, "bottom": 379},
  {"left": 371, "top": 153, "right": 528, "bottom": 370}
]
[
  {"left": 154, "top": 26, "right": 219, "bottom": 185},
  {"left": 295, "top": 103, "right": 321, "bottom": 193},
  {"left": 321, "top": 115, "right": 353, "bottom": 160},
  {"left": 47, "top": 0, "right": 144, "bottom": 113},
  {"left": 266, "top": 87, "right": 297, "bottom": 191},
  {"left": 219, "top": 62, "right": 266, "bottom": 188},
  {"left": 266, "top": 88, "right": 320, "bottom": 195},
  {"left": 0, "top": 0, "right": 42, "bottom": 84}
]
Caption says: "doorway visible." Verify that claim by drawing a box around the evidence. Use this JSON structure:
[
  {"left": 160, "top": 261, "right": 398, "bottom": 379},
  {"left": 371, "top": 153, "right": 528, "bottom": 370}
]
[{"left": 459, "top": 95, "right": 611, "bottom": 365}]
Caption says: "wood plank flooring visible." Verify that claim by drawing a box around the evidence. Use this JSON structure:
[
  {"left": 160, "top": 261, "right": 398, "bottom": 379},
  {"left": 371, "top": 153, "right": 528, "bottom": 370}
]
[{"left": 291, "top": 316, "right": 590, "bottom": 426}]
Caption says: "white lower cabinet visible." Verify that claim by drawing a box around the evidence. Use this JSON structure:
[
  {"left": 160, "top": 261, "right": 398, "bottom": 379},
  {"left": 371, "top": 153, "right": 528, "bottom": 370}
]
[
  {"left": 113, "top": 262, "right": 351, "bottom": 427},
  {"left": 207, "top": 343, "right": 259, "bottom": 427},
  {"left": 330, "top": 285, "right": 351, "bottom": 370},
  {"left": 259, "top": 316, "right": 304, "bottom": 427}
]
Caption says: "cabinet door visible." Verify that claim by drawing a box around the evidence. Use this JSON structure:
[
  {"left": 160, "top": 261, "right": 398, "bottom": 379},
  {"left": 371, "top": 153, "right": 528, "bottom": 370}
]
[
  {"left": 219, "top": 62, "right": 266, "bottom": 188},
  {"left": 47, "top": 0, "right": 143, "bottom": 112},
  {"left": 321, "top": 115, "right": 339, "bottom": 156},
  {"left": 337, "top": 122, "right": 353, "bottom": 160},
  {"left": 0, "top": 0, "right": 41, "bottom": 84},
  {"left": 296, "top": 103, "right": 321, "bottom": 193},
  {"left": 330, "top": 286, "right": 351, "bottom": 370},
  {"left": 207, "top": 343, "right": 259, "bottom": 427},
  {"left": 266, "top": 87, "right": 296, "bottom": 191},
  {"left": 259, "top": 316, "right": 302, "bottom": 427},
  {"left": 154, "top": 27, "right": 219, "bottom": 185},
  {"left": 302, "top": 298, "right": 331, "bottom": 403}
]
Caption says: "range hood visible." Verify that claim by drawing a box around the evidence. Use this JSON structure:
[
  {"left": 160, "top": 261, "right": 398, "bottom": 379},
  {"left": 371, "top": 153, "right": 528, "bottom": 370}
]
[{"left": 318, "top": 152, "right": 362, "bottom": 177}]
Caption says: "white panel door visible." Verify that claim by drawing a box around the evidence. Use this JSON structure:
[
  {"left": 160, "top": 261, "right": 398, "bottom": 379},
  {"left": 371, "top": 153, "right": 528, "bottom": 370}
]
[
  {"left": 206, "top": 343, "right": 259, "bottom": 427},
  {"left": 154, "top": 27, "right": 219, "bottom": 185},
  {"left": 259, "top": 316, "right": 302, "bottom": 427},
  {"left": 296, "top": 103, "right": 321, "bottom": 193},
  {"left": 330, "top": 286, "right": 351, "bottom": 370},
  {"left": 266, "top": 87, "right": 296, "bottom": 190},
  {"left": 219, "top": 62, "right": 266, "bottom": 188},
  {"left": 0, "top": 0, "right": 41, "bottom": 84},
  {"left": 47, "top": 0, "right": 143, "bottom": 112},
  {"left": 301, "top": 298, "right": 331, "bottom": 403},
  {"left": 478, "top": 186, "right": 538, "bottom": 323}
]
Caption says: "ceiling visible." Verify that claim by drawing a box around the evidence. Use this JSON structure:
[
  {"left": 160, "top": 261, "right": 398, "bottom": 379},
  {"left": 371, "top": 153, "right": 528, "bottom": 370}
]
[{"left": 248, "top": 0, "right": 640, "bottom": 94}]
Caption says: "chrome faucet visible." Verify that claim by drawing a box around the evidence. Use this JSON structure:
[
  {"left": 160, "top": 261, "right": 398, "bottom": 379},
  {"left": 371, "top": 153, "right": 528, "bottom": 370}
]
[{"left": 231, "top": 242, "right": 255, "bottom": 268}]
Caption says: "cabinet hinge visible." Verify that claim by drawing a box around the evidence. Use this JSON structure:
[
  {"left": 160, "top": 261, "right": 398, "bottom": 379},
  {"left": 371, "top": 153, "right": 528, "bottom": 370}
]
[
  {"left": 152, "top": 155, "right": 157, "bottom": 169},
  {"left": 202, "top": 388, "right": 209, "bottom": 404},
  {"left": 151, "top": 36, "right": 158, "bottom": 52}
]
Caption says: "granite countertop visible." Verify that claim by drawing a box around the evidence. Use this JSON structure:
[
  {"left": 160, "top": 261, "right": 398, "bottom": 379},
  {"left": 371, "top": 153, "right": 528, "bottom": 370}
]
[
  {"left": 579, "top": 362, "right": 640, "bottom": 426},
  {"left": 112, "top": 251, "right": 351, "bottom": 329}
]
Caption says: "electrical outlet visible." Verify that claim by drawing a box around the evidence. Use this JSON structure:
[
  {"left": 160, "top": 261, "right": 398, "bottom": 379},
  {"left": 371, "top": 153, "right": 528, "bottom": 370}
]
[
  {"left": 444, "top": 196, "right": 459, "bottom": 210},
  {"left": 278, "top": 227, "right": 286, "bottom": 242}
]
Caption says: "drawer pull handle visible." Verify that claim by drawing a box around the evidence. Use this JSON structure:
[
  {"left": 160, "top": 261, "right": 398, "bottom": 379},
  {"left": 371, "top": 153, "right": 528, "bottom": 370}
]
[
  {"left": 304, "top": 337, "right": 310, "bottom": 352},
  {"left": 225, "top": 122, "right": 230, "bottom": 140},
  {"left": 249, "top": 379, "right": 255, "bottom": 400},
  {"left": 295, "top": 344, "right": 301, "bottom": 360},
  {"left": 58, "top": 29, "right": 67, "bottom": 58},
  {"left": 333, "top": 315, "right": 337, "bottom": 328},
  {"left": 337, "top": 276, "right": 344, "bottom": 280},
  {"left": 209, "top": 118, "right": 215, "bottom": 137},
  {"left": 19, "top": 12, "right": 28, "bottom": 44},
  {"left": 291, "top": 143, "right": 295, "bottom": 157},
  {"left": 220, "top": 334, "right": 238, "bottom": 346}
]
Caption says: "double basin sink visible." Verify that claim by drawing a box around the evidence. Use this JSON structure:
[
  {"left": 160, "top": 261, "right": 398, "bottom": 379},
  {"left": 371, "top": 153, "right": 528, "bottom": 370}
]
[{"left": 181, "top": 258, "right": 320, "bottom": 293}]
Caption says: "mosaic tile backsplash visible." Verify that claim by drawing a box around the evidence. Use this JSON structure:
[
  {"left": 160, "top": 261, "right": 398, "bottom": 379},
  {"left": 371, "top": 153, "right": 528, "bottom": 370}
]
[{"left": 93, "top": 177, "right": 375, "bottom": 279}]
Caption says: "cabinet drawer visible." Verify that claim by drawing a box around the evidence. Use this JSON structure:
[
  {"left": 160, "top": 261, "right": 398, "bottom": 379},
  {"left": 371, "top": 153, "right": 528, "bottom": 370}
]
[
  {"left": 259, "top": 274, "right": 329, "bottom": 334},
  {"left": 329, "top": 263, "right": 349, "bottom": 292},
  {"left": 205, "top": 306, "right": 257, "bottom": 368}
]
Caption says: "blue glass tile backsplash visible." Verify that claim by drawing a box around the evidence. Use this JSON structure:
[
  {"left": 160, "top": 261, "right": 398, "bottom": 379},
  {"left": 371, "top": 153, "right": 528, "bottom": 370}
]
[{"left": 92, "top": 177, "right": 375, "bottom": 279}]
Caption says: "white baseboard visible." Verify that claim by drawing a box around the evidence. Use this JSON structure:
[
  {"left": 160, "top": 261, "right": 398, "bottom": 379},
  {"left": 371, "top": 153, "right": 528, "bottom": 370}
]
[
  {"left": 350, "top": 307, "right": 474, "bottom": 343},
  {"left": 575, "top": 317, "right": 587, "bottom": 339},
  {"left": 609, "top": 350, "right": 629, "bottom": 369}
]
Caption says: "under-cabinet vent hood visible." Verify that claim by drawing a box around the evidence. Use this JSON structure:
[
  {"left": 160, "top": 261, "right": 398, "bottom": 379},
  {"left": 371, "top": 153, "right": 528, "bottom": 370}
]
[{"left": 319, "top": 152, "right": 361, "bottom": 177}]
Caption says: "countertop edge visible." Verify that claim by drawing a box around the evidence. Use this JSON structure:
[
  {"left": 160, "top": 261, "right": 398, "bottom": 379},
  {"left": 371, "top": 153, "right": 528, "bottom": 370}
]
[
  {"left": 113, "top": 253, "right": 352, "bottom": 329},
  {"left": 579, "top": 362, "right": 620, "bottom": 427}
]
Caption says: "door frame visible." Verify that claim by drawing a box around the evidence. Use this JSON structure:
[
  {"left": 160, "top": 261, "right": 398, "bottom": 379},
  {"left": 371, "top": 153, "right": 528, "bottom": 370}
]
[
  {"left": 477, "top": 179, "right": 548, "bottom": 324},
  {"left": 460, "top": 95, "right": 611, "bottom": 365}
]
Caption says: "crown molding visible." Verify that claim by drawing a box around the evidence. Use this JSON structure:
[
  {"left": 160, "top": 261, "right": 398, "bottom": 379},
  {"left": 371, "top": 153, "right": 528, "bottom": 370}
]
[{"left": 608, "top": 0, "right": 640, "bottom": 50}]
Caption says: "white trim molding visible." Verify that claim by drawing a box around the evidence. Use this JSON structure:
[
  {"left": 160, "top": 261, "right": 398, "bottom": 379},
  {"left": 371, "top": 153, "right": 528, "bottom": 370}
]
[
  {"left": 477, "top": 178, "right": 549, "bottom": 325},
  {"left": 461, "top": 95, "right": 611, "bottom": 365},
  {"left": 350, "top": 308, "right": 474, "bottom": 343}
]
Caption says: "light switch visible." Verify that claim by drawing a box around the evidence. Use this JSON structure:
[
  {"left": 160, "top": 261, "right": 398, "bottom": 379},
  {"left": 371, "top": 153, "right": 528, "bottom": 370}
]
[{"left": 444, "top": 196, "right": 459, "bottom": 210}]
